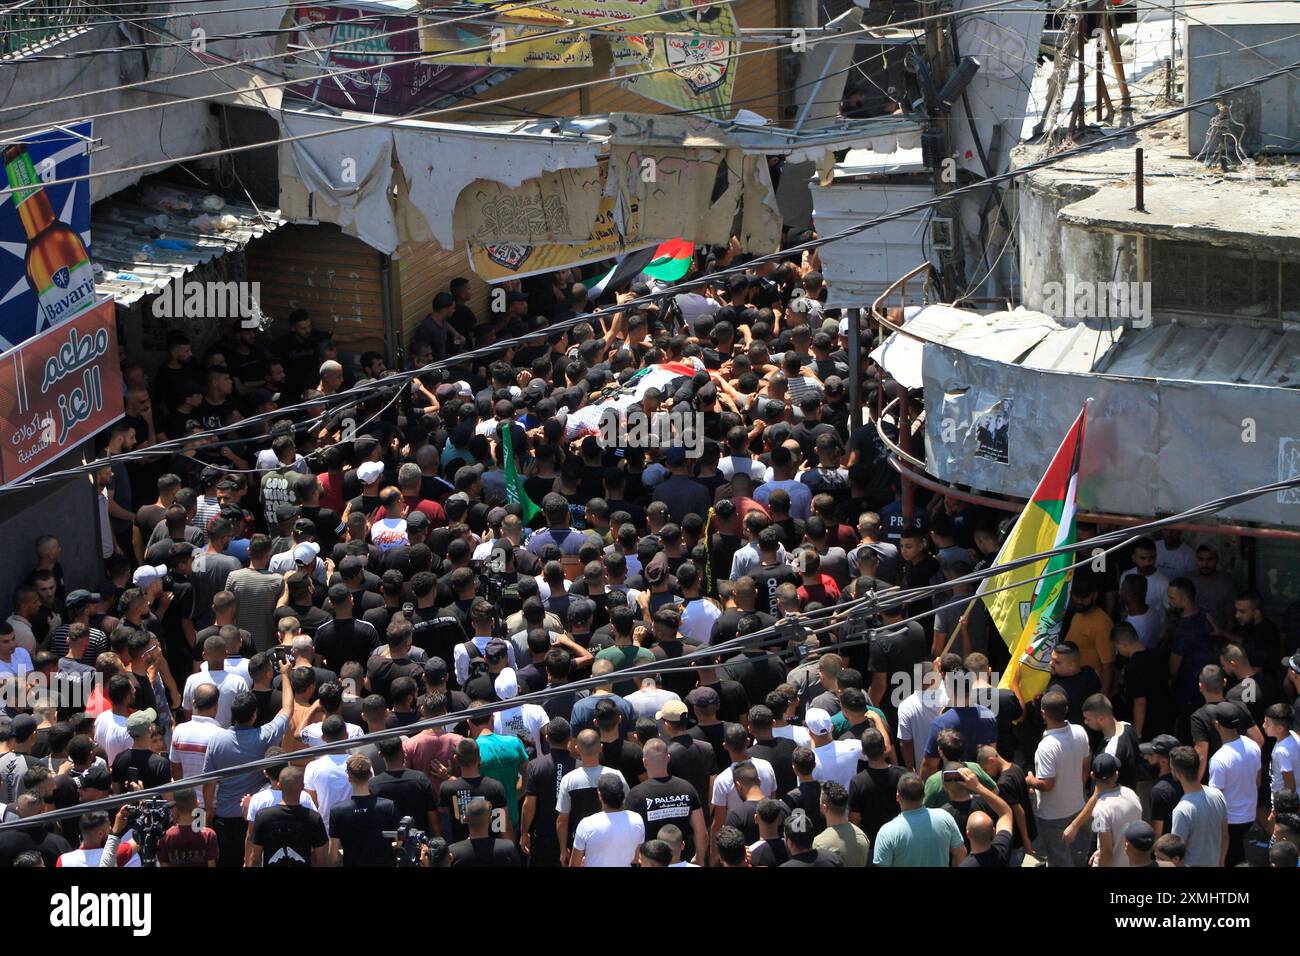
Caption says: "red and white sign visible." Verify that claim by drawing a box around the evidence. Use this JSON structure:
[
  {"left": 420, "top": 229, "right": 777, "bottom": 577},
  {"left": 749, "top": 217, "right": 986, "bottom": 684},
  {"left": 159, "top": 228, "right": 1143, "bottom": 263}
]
[{"left": 0, "top": 297, "right": 123, "bottom": 484}]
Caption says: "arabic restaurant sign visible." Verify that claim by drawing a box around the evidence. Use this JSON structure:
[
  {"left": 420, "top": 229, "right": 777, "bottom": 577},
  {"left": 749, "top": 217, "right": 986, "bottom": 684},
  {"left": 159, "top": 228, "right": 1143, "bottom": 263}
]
[{"left": 0, "top": 297, "right": 123, "bottom": 484}]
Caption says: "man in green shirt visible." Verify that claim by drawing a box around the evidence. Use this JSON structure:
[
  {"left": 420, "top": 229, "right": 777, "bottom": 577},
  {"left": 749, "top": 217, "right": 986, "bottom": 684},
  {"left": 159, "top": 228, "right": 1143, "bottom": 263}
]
[
  {"left": 813, "top": 781, "right": 872, "bottom": 866},
  {"left": 467, "top": 708, "right": 529, "bottom": 829},
  {"left": 874, "top": 772, "right": 967, "bottom": 867},
  {"left": 922, "top": 728, "right": 997, "bottom": 807},
  {"left": 595, "top": 606, "right": 655, "bottom": 697}
]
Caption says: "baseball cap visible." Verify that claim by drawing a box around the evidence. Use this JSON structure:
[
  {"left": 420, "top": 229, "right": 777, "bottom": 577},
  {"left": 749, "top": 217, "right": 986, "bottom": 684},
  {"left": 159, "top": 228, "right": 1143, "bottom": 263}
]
[
  {"left": 494, "top": 668, "right": 519, "bottom": 701},
  {"left": 485, "top": 638, "right": 510, "bottom": 661},
  {"left": 487, "top": 506, "right": 508, "bottom": 527},
  {"left": 823, "top": 375, "right": 845, "bottom": 396},
  {"left": 1283, "top": 652, "right": 1300, "bottom": 677},
  {"left": 275, "top": 502, "right": 301, "bottom": 523},
  {"left": 1214, "top": 701, "right": 1246, "bottom": 729},
  {"left": 656, "top": 700, "right": 690, "bottom": 721},
  {"left": 405, "top": 510, "right": 429, "bottom": 531},
  {"left": 1124, "top": 820, "right": 1156, "bottom": 851},
  {"left": 665, "top": 446, "right": 687, "bottom": 467},
  {"left": 250, "top": 387, "right": 279, "bottom": 408},
  {"left": 506, "top": 291, "right": 528, "bottom": 304},
  {"left": 357, "top": 461, "right": 385, "bottom": 485},
  {"left": 292, "top": 542, "right": 321, "bottom": 565},
  {"left": 132, "top": 564, "right": 167, "bottom": 587},
  {"left": 10, "top": 714, "right": 38, "bottom": 742},
  {"left": 65, "top": 589, "right": 101, "bottom": 610},
  {"left": 804, "top": 707, "right": 833, "bottom": 736},
  {"left": 686, "top": 686, "right": 719, "bottom": 710},
  {"left": 81, "top": 765, "right": 113, "bottom": 792},
  {"left": 1092, "top": 752, "right": 1121, "bottom": 779},
  {"left": 293, "top": 517, "right": 317, "bottom": 537},
  {"left": 1139, "top": 734, "right": 1181, "bottom": 757},
  {"left": 644, "top": 552, "right": 669, "bottom": 586},
  {"left": 126, "top": 708, "right": 158, "bottom": 737},
  {"left": 424, "top": 657, "right": 449, "bottom": 686}
]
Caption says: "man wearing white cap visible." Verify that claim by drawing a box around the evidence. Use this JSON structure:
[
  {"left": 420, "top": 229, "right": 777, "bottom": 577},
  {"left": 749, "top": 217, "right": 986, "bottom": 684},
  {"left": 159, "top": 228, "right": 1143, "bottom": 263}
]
[
  {"left": 491, "top": 668, "right": 548, "bottom": 756},
  {"left": 806, "top": 707, "right": 865, "bottom": 788},
  {"left": 268, "top": 538, "right": 328, "bottom": 585},
  {"left": 132, "top": 563, "right": 169, "bottom": 592},
  {"left": 345, "top": 461, "right": 386, "bottom": 522}
]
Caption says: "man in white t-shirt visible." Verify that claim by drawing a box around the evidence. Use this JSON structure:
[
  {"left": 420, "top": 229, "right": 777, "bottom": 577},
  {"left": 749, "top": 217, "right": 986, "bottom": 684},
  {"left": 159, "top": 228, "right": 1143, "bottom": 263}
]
[
  {"left": 491, "top": 669, "right": 548, "bottom": 755},
  {"left": 303, "top": 717, "right": 360, "bottom": 836},
  {"left": 1081, "top": 753, "right": 1143, "bottom": 867},
  {"left": 710, "top": 723, "right": 778, "bottom": 815},
  {"left": 896, "top": 667, "right": 949, "bottom": 773},
  {"left": 1027, "top": 691, "right": 1091, "bottom": 867},
  {"left": 625, "top": 677, "right": 681, "bottom": 723},
  {"left": 169, "top": 683, "right": 226, "bottom": 800},
  {"left": 183, "top": 635, "right": 250, "bottom": 728},
  {"left": 570, "top": 775, "right": 645, "bottom": 867},
  {"left": 1264, "top": 702, "right": 1299, "bottom": 801},
  {"left": 1207, "top": 701, "right": 1262, "bottom": 866},
  {"left": 806, "top": 708, "right": 863, "bottom": 788},
  {"left": 93, "top": 675, "right": 137, "bottom": 765}
]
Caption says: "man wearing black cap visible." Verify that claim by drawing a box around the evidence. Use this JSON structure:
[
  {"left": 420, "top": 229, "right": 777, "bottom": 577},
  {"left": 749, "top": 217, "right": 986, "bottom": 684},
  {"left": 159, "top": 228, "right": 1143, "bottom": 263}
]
[
  {"left": 651, "top": 447, "right": 711, "bottom": 525},
  {"left": 47, "top": 592, "right": 108, "bottom": 666},
  {"left": 1124, "top": 820, "right": 1159, "bottom": 866},
  {"left": 1140, "top": 734, "right": 1184, "bottom": 837},
  {"left": 1063, "top": 753, "right": 1142, "bottom": 867},
  {"left": 1206, "top": 700, "right": 1262, "bottom": 866}
]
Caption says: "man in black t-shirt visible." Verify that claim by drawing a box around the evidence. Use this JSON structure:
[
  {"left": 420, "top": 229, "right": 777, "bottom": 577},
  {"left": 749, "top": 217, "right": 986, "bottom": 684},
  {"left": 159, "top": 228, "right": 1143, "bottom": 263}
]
[
  {"left": 662, "top": 703, "right": 717, "bottom": 804},
  {"left": 449, "top": 799, "right": 520, "bottom": 867},
  {"left": 521, "top": 719, "right": 578, "bottom": 867},
  {"left": 438, "top": 738, "right": 510, "bottom": 843},
  {"left": 626, "top": 739, "right": 706, "bottom": 864},
  {"left": 327, "top": 755, "right": 398, "bottom": 867},
  {"left": 848, "top": 728, "right": 906, "bottom": 843},
  {"left": 250, "top": 766, "right": 327, "bottom": 866},
  {"left": 1140, "top": 735, "right": 1185, "bottom": 836},
  {"left": 370, "top": 738, "right": 439, "bottom": 835}
]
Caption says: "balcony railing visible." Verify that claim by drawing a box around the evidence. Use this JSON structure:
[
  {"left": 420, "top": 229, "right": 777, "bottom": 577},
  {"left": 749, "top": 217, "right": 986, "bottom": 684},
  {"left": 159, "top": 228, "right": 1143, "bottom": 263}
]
[{"left": 1, "top": 0, "right": 94, "bottom": 57}]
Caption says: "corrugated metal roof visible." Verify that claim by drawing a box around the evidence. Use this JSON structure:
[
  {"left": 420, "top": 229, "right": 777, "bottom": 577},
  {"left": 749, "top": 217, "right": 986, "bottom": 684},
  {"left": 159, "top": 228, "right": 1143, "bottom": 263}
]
[
  {"left": 1096, "top": 322, "right": 1300, "bottom": 387},
  {"left": 876, "top": 301, "right": 1300, "bottom": 390},
  {"left": 872, "top": 304, "right": 1127, "bottom": 388},
  {"left": 90, "top": 184, "right": 284, "bottom": 305}
]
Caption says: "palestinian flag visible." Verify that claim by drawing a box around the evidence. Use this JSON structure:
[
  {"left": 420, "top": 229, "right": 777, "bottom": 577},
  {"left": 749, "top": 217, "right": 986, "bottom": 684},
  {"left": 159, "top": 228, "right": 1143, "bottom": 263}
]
[
  {"left": 588, "top": 239, "right": 694, "bottom": 297},
  {"left": 978, "top": 403, "right": 1089, "bottom": 702}
]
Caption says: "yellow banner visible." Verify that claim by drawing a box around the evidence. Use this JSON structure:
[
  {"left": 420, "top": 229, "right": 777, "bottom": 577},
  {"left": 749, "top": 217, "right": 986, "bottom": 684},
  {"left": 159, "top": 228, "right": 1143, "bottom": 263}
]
[
  {"left": 419, "top": 19, "right": 593, "bottom": 68},
  {"left": 467, "top": 193, "right": 652, "bottom": 282}
]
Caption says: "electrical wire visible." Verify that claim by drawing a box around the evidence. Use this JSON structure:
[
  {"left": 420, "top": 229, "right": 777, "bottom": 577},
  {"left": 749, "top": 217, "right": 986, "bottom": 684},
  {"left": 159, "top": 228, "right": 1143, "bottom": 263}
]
[
  {"left": 7, "top": 464, "right": 1300, "bottom": 830},
  {"left": 6, "top": 51, "right": 1299, "bottom": 493},
  {"left": 0, "top": 0, "right": 1022, "bottom": 156}
]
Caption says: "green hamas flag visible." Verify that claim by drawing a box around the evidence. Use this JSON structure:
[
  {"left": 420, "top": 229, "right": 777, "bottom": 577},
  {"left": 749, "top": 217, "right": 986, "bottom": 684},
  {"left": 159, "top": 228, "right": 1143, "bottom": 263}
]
[{"left": 501, "top": 424, "right": 539, "bottom": 524}]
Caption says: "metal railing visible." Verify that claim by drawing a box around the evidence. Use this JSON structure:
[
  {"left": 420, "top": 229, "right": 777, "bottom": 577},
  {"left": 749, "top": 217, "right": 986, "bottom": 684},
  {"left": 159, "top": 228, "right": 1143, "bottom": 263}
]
[{"left": 1, "top": 0, "right": 94, "bottom": 57}]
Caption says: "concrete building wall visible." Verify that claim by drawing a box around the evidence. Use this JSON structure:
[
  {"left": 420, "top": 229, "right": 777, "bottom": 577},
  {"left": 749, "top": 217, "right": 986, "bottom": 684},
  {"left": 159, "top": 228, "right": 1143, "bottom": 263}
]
[
  {"left": 1017, "top": 175, "right": 1137, "bottom": 313},
  {"left": 0, "top": 25, "right": 221, "bottom": 203},
  {"left": 0, "top": 472, "right": 103, "bottom": 623}
]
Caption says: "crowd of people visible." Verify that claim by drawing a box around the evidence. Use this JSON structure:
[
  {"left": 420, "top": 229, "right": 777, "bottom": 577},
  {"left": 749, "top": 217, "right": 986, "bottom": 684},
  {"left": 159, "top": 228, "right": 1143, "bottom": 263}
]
[{"left": 0, "top": 237, "right": 1298, "bottom": 869}]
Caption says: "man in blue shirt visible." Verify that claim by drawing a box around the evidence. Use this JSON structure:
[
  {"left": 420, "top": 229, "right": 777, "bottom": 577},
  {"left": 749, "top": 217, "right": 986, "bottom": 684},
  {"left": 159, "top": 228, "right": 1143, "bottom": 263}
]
[
  {"left": 921, "top": 665, "right": 998, "bottom": 777},
  {"left": 202, "top": 657, "right": 294, "bottom": 867}
]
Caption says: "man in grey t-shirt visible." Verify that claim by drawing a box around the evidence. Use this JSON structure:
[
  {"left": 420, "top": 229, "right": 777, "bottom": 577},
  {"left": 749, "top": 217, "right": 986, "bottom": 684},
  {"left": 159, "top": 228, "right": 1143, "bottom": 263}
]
[{"left": 1168, "top": 745, "right": 1228, "bottom": 866}]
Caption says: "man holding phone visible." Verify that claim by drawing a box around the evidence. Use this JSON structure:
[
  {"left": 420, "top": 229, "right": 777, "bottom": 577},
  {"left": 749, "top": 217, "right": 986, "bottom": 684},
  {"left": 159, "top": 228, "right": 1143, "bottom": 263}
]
[{"left": 110, "top": 709, "right": 171, "bottom": 792}]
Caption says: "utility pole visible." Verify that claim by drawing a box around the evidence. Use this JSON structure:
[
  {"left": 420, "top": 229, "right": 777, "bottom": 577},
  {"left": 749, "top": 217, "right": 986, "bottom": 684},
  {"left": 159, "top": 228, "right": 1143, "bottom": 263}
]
[{"left": 925, "top": 2, "right": 967, "bottom": 302}]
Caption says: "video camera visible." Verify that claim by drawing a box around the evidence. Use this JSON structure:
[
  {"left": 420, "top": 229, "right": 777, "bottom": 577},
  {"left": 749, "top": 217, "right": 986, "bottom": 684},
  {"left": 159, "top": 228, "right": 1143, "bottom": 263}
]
[
  {"left": 383, "top": 815, "right": 447, "bottom": 867},
  {"left": 128, "top": 798, "right": 171, "bottom": 866}
]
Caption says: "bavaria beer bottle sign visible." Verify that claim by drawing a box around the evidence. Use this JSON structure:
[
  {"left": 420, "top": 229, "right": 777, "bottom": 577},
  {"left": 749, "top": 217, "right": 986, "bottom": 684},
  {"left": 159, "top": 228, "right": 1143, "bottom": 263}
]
[{"left": 0, "top": 123, "right": 95, "bottom": 352}]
